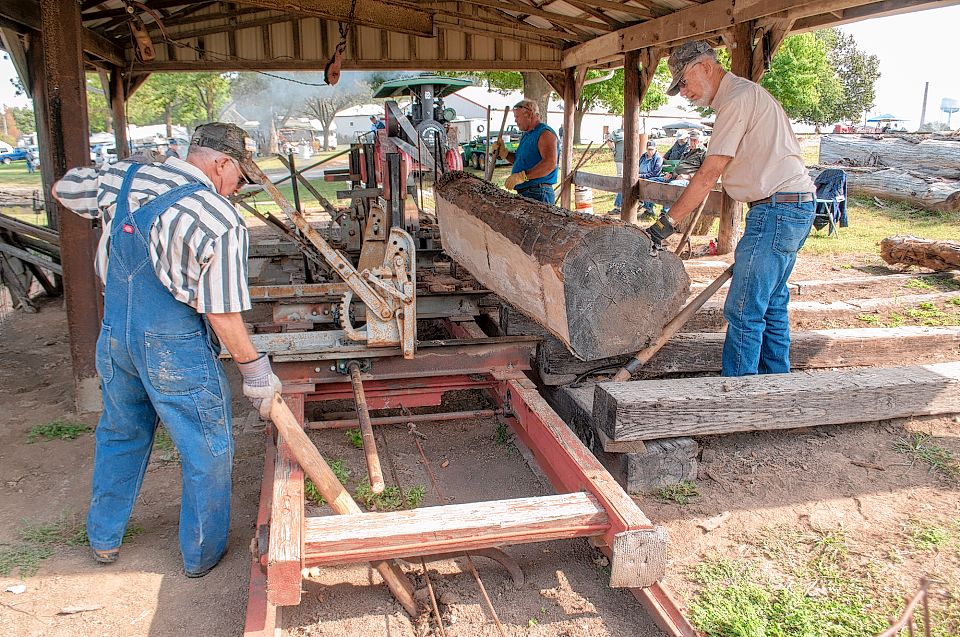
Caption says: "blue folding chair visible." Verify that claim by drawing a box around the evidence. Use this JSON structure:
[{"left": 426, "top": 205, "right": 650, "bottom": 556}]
[{"left": 813, "top": 168, "right": 848, "bottom": 237}]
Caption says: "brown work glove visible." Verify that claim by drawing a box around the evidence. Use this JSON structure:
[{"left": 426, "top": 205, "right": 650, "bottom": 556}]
[{"left": 490, "top": 140, "right": 509, "bottom": 160}]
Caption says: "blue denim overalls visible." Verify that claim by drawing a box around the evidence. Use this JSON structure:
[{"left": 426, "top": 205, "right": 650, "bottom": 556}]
[{"left": 87, "top": 164, "right": 234, "bottom": 574}]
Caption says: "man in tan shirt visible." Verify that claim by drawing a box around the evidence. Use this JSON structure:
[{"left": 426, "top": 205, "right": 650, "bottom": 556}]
[{"left": 646, "top": 40, "right": 816, "bottom": 377}]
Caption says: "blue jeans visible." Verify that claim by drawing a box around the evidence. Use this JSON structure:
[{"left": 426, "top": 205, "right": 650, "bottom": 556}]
[
  {"left": 518, "top": 183, "right": 556, "bottom": 205},
  {"left": 88, "top": 165, "right": 234, "bottom": 573},
  {"left": 721, "top": 199, "right": 815, "bottom": 376}
]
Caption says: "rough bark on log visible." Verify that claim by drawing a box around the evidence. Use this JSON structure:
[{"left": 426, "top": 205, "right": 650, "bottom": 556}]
[
  {"left": 435, "top": 171, "right": 690, "bottom": 361},
  {"left": 880, "top": 235, "right": 960, "bottom": 271},
  {"left": 819, "top": 135, "right": 960, "bottom": 176},
  {"left": 809, "top": 166, "right": 960, "bottom": 212}
]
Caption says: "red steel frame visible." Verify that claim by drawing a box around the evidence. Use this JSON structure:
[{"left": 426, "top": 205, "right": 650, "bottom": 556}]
[{"left": 243, "top": 339, "right": 699, "bottom": 637}]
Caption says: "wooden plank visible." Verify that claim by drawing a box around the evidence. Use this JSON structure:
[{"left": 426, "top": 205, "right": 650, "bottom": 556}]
[
  {"left": 594, "top": 362, "right": 960, "bottom": 442},
  {"left": 495, "top": 377, "right": 667, "bottom": 587},
  {"left": 572, "top": 171, "right": 725, "bottom": 216},
  {"left": 238, "top": 0, "right": 434, "bottom": 37},
  {"left": 267, "top": 392, "right": 304, "bottom": 606},
  {"left": 303, "top": 493, "right": 608, "bottom": 565},
  {"left": 0, "top": 241, "right": 62, "bottom": 275},
  {"left": 532, "top": 326, "right": 960, "bottom": 385}
]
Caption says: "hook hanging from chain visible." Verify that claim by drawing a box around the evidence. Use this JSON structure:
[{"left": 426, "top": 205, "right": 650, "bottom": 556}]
[{"left": 325, "top": 0, "right": 358, "bottom": 86}]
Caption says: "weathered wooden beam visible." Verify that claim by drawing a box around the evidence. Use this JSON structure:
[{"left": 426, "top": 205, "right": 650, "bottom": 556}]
[
  {"left": 134, "top": 56, "right": 564, "bottom": 72},
  {"left": 237, "top": 0, "right": 434, "bottom": 37},
  {"left": 594, "top": 362, "right": 960, "bottom": 442},
  {"left": 525, "top": 325, "right": 960, "bottom": 385},
  {"left": 303, "top": 492, "right": 608, "bottom": 566},
  {"left": 435, "top": 172, "right": 690, "bottom": 361},
  {"left": 0, "top": 241, "right": 63, "bottom": 275},
  {"left": 880, "top": 236, "right": 960, "bottom": 271},
  {"left": 621, "top": 49, "right": 641, "bottom": 224},
  {"left": 560, "top": 67, "right": 576, "bottom": 209},
  {"left": 268, "top": 393, "right": 305, "bottom": 606},
  {"left": 0, "top": 0, "right": 125, "bottom": 66},
  {"left": 560, "top": 0, "right": 887, "bottom": 68}
]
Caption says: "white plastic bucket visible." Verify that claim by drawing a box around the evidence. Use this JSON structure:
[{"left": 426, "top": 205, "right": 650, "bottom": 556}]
[{"left": 574, "top": 186, "right": 594, "bottom": 215}]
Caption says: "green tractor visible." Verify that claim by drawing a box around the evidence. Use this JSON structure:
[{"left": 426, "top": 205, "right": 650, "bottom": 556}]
[{"left": 461, "top": 125, "right": 522, "bottom": 172}]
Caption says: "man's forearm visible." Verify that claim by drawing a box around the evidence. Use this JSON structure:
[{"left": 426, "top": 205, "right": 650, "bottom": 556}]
[
  {"left": 524, "top": 158, "right": 557, "bottom": 180},
  {"left": 665, "top": 155, "right": 730, "bottom": 222},
  {"left": 206, "top": 312, "right": 260, "bottom": 364}
]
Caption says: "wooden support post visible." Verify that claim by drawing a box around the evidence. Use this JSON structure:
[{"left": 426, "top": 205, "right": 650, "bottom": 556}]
[
  {"left": 621, "top": 50, "right": 641, "bottom": 225},
  {"left": 109, "top": 67, "right": 129, "bottom": 159},
  {"left": 268, "top": 392, "right": 305, "bottom": 606},
  {"left": 560, "top": 67, "right": 576, "bottom": 209},
  {"left": 36, "top": 0, "right": 101, "bottom": 412}
]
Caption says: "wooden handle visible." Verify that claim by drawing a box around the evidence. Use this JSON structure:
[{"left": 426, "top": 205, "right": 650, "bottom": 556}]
[
  {"left": 266, "top": 394, "right": 417, "bottom": 615},
  {"left": 611, "top": 264, "right": 734, "bottom": 381},
  {"left": 485, "top": 106, "right": 511, "bottom": 181},
  {"left": 348, "top": 363, "right": 385, "bottom": 494}
]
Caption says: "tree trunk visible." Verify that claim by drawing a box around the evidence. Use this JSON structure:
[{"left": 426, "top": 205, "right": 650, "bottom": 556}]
[
  {"left": 819, "top": 135, "right": 960, "bottom": 176},
  {"left": 880, "top": 235, "right": 960, "bottom": 271},
  {"left": 573, "top": 108, "right": 586, "bottom": 145},
  {"left": 521, "top": 72, "right": 551, "bottom": 123},
  {"left": 322, "top": 122, "right": 332, "bottom": 150},
  {"left": 435, "top": 172, "right": 690, "bottom": 361},
  {"left": 268, "top": 111, "right": 279, "bottom": 155},
  {"left": 164, "top": 105, "right": 173, "bottom": 139},
  {"left": 810, "top": 166, "right": 960, "bottom": 212}
]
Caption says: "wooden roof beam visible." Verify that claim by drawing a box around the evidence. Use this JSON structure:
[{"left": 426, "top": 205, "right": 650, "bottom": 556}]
[
  {"left": 238, "top": 0, "right": 434, "bottom": 37},
  {"left": 0, "top": 0, "right": 125, "bottom": 66},
  {"left": 561, "top": 0, "right": 893, "bottom": 68},
  {"left": 132, "top": 57, "right": 562, "bottom": 72},
  {"left": 440, "top": 0, "right": 614, "bottom": 32},
  {"left": 790, "top": 0, "right": 960, "bottom": 32}
]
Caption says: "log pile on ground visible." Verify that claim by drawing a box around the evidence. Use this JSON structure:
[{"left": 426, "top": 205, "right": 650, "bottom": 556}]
[
  {"left": 816, "top": 135, "right": 960, "bottom": 211},
  {"left": 434, "top": 171, "right": 690, "bottom": 361},
  {"left": 880, "top": 235, "right": 960, "bottom": 271}
]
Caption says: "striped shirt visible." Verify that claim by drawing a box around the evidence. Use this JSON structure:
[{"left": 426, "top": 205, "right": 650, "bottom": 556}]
[{"left": 53, "top": 158, "right": 250, "bottom": 314}]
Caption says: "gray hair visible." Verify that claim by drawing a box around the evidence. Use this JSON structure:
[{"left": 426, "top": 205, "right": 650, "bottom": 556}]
[
  {"left": 187, "top": 144, "right": 230, "bottom": 162},
  {"left": 513, "top": 99, "right": 540, "bottom": 116}
]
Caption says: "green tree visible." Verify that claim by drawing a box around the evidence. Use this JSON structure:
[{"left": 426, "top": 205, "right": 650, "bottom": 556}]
[
  {"left": 10, "top": 107, "right": 36, "bottom": 136},
  {"left": 815, "top": 28, "right": 880, "bottom": 124},
  {"left": 85, "top": 74, "right": 110, "bottom": 134},
  {"left": 759, "top": 33, "right": 833, "bottom": 122},
  {"left": 127, "top": 73, "right": 231, "bottom": 136},
  {"left": 574, "top": 61, "right": 670, "bottom": 142}
]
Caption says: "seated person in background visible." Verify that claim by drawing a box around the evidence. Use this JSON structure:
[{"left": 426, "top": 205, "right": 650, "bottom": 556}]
[
  {"left": 663, "top": 131, "right": 689, "bottom": 160},
  {"left": 639, "top": 140, "right": 663, "bottom": 215},
  {"left": 651, "top": 130, "right": 706, "bottom": 213}
]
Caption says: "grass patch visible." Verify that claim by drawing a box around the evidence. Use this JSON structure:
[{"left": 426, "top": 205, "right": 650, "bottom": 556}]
[
  {"left": 26, "top": 418, "right": 91, "bottom": 443},
  {"left": 688, "top": 556, "right": 890, "bottom": 637},
  {"left": 655, "top": 480, "right": 700, "bottom": 505},
  {"left": 0, "top": 514, "right": 143, "bottom": 577},
  {"left": 905, "top": 278, "right": 935, "bottom": 291},
  {"left": 905, "top": 519, "right": 954, "bottom": 552},
  {"left": 345, "top": 428, "right": 363, "bottom": 449},
  {"left": 353, "top": 478, "right": 426, "bottom": 512},
  {"left": 304, "top": 459, "right": 350, "bottom": 505},
  {"left": 0, "top": 162, "right": 43, "bottom": 188},
  {"left": 894, "top": 433, "right": 960, "bottom": 478},
  {"left": 494, "top": 421, "right": 512, "bottom": 446}
]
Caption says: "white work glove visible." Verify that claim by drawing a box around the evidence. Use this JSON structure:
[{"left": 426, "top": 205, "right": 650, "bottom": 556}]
[{"left": 237, "top": 353, "right": 282, "bottom": 419}]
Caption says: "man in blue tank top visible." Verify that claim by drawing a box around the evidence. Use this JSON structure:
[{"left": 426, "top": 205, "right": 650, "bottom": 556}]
[{"left": 490, "top": 99, "right": 559, "bottom": 205}]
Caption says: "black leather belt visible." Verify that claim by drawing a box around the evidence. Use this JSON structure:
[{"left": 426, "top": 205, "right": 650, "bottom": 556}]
[
  {"left": 517, "top": 183, "right": 550, "bottom": 192},
  {"left": 748, "top": 192, "right": 814, "bottom": 208}
]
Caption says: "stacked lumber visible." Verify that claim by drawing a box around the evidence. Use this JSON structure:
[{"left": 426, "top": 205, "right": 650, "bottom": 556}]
[
  {"left": 435, "top": 172, "right": 690, "bottom": 361},
  {"left": 0, "top": 212, "right": 62, "bottom": 312}
]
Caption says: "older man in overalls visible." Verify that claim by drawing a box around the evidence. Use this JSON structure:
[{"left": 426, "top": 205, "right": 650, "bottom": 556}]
[{"left": 53, "top": 123, "right": 280, "bottom": 577}]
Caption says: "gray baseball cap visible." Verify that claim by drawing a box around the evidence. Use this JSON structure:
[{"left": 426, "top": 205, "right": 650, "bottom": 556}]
[
  {"left": 191, "top": 122, "right": 253, "bottom": 178},
  {"left": 666, "top": 40, "right": 717, "bottom": 96}
]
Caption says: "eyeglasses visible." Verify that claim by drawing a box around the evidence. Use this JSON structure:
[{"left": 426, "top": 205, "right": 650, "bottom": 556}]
[
  {"left": 676, "top": 61, "right": 701, "bottom": 90},
  {"left": 229, "top": 157, "right": 249, "bottom": 190}
]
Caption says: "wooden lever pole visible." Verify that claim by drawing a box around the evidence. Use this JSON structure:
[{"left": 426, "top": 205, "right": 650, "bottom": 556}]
[
  {"left": 484, "top": 106, "right": 511, "bottom": 182},
  {"left": 347, "top": 362, "right": 385, "bottom": 494},
  {"left": 611, "top": 264, "right": 734, "bottom": 381},
  {"left": 266, "top": 393, "right": 417, "bottom": 615}
]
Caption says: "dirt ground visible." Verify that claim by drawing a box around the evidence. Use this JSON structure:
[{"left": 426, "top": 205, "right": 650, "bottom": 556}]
[
  {"left": 0, "top": 297, "right": 662, "bottom": 636},
  {"left": 1, "top": 251, "right": 958, "bottom": 636}
]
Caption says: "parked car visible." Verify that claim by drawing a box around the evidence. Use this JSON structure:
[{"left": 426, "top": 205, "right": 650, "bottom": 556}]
[
  {"left": 648, "top": 127, "right": 666, "bottom": 139},
  {"left": 0, "top": 148, "right": 28, "bottom": 164}
]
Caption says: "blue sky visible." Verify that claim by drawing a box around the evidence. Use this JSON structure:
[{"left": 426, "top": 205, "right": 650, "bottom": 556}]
[{"left": 2, "top": 4, "right": 959, "bottom": 130}]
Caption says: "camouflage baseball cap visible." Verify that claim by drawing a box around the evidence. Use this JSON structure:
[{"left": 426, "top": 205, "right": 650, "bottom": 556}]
[
  {"left": 666, "top": 40, "right": 717, "bottom": 96},
  {"left": 191, "top": 122, "right": 253, "bottom": 178}
]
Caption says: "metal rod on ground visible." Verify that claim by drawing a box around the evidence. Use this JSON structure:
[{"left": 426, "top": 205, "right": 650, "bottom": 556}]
[
  {"left": 485, "top": 106, "right": 511, "bottom": 182},
  {"left": 554, "top": 141, "right": 599, "bottom": 195},
  {"left": 611, "top": 263, "right": 735, "bottom": 381},
  {"left": 674, "top": 197, "right": 709, "bottom": 256},
  {"left": 347, "top": 361, "right": 386, "bottom": 494},
  {"left": 265, "top": 393, "right": 417, "bottom": 615},
  {"left": 410, "top": 424, "right": 448, "bottom": 502},
  {"left": 465, "top": 554, "right": 508, "bottom": 637},
  {"left": 308, "top": 409, "right": 499, "bottom": 430},
  {"left": 420, "top": 557, "right": 447, "bottom": 637}
]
